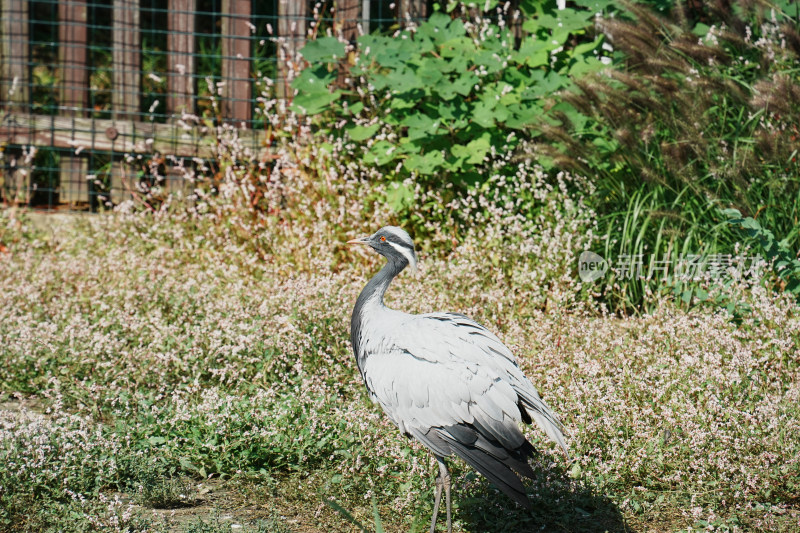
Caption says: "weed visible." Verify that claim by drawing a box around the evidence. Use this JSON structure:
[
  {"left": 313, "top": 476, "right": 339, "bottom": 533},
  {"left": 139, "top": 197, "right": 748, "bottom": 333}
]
[
  {"left": 183, "top": 510, "right": 290, "bottom": 533},
  {"left": 125, "top": 455, "right": 196, "bottom": 509}
]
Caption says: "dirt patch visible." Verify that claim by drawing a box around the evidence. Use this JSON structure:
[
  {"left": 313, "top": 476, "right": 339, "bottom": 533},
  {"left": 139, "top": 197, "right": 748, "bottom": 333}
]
[
  {"left": 0, "top": 396, "right": 46, "bottom": 414},
  {"left": 121, "top": 476, "right": 348, "bottom": 533},
  {"left": 128, "top": 478, "right": 276, "bottom": 531}
]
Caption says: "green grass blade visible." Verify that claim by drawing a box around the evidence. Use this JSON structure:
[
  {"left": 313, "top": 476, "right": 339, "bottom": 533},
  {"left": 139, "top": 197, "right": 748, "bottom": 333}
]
[{"left": 324, "top": 499, "right": 370, "bottom": 533}]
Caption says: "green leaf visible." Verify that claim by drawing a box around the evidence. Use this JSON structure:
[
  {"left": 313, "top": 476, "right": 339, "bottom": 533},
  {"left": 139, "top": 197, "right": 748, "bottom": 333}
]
[
  {"left": 437, "top": 100, "right": 469, "bottom": 128},
  {"left": 498, "top": 86, "right": 521, "bottom": 107},
  {"left": 692, "top": 23, "right": 711, "bottom": 37},
  {"left": 346, "top": 102, "right": 364, "bottom": 116},
  {"left": 290, "top": 65, "right": 336, "bottom": 94},
  {"left": 416, "top": 58, "right": 445, "bottom": 85},
  {"left": 288, "top": 65, "right": 341, "bottom": 116},
  {"left": 720, "top": 208, "right": 743, "bottom": 220},
  {"left": 451, "top": 72, "right": 478, "bottom": 96},
  {"left": 402, "top": 113, "right": 441, "bottom": 141},
  {"left": 179, "top": 457, "right": 202, "bottom": 475},
  {"left": 572, "top": 0, "right": 620, "bottom": 13},
  {"left": 386, "top": 182, "right": 413, "bottom": 210},
  {"left": 387, "top": 89, "right": 423, "bottom": 111},
  {"left": 528, "top": 72, "right": 569, "bottom": 95},
  {"left": 572, "top": 37, "right": 603, "bottom": 58},
  {"left": 524, "top": 10, "right": 593, "bottom": 33},
  {"left": 472, "top": 51, "right": 504, "bottom": 76},
  {"left": 439, "top": 36, "right": 475, "bottom": 60},
  {"left": 569, "top": 55, "right": 606, "bottom": 76},
  {"left": 472, "top": 100, "right": 496, "bottom": 128},
  {"left": 505, "top": 102, "right": 542, "bottom": 129},
  {"left": 291, "top": 90, "right": 341, "bottom": 116},
  {"left": 681, "top": 289, "right": 693, "bottom": 305},
  {"left": 465, "top": 134, "right": 491, "bottom": 164},
  {"left": 347, "top": 123, "right": 380, "bottom": 141},
  {"left": 360, "top": 35, "right": 421, "bottom": 69},
  {"left": 404, "top": 151, "right": 445, "bottom": 175},
  {"left": 437, "top": 71, "right": 479, "bottom": 100},
  {"left": 741, "top": 217, "right": 763, "bottom": 231},
  {"left": 300, "top": 37, "right": 346, "bottom": 63},
  {"left": 721, "top": 207, "right": 800, "bottom": 300},
  {"left": 450, "top": 143, "right": 471, "bottom": 164},
  {"left": 363, "top": 141, "right": 397, "bottom": 166},
  {"left": 381, "top": 68, "right": 424, "bottom": 92},
  {"left": 372, "top": 495, "right": 385, "bottom": 533},
  {"left": 555, "top": 8, "right": 595, "bottom": 31},
  {"left": 514, "top": 37, "right": 556, "bottom": 68},
  {"left": 551, "top": 30, "right": 571, "bottom": 51},
  {"left": 418, "top": 13, "right": 465, "bottom": 44}
]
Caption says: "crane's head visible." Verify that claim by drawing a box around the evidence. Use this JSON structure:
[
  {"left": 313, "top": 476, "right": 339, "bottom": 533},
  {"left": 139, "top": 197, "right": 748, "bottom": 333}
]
[{"left": 347, "top": 226, "right": 417, "bottom": 271}]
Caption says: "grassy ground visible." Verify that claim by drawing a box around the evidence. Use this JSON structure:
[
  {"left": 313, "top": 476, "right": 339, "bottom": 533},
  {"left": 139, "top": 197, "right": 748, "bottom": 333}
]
[{"left": 1, "top": 210, "right": 799, "bottom": 532}]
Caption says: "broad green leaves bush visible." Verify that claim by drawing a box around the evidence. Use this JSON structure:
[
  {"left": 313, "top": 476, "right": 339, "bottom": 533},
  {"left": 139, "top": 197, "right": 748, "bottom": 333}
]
[{"left": 292, "top": 5, "right": 607, "bottom": 186}]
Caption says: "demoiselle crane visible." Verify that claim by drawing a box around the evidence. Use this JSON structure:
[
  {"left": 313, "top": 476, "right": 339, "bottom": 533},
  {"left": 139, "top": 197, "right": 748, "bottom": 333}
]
[{"left": 347, "top": 226, "right": 569, "bottom": 533}]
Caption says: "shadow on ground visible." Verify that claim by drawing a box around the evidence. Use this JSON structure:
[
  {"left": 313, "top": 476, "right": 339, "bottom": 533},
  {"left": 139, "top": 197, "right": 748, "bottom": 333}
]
[{"left": 454, "top": 458, "right": 632, "bottom": 533}]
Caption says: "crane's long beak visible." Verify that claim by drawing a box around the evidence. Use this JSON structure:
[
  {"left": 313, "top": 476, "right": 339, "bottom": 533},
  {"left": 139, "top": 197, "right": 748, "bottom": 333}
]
[{"left": 346, "top": 236, "right": 370, "bottom": 246}]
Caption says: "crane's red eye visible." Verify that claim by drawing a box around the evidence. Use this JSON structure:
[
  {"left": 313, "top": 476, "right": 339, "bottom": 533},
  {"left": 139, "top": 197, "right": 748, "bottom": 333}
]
[{"left": 380, "top": 236, "right": 386, "bottom": 242}]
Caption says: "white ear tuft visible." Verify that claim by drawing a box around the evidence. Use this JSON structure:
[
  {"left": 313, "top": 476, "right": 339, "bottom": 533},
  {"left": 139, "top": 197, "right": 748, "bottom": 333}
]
[{"left": 387, "top": 241, "right": 417, "bottom": 272}]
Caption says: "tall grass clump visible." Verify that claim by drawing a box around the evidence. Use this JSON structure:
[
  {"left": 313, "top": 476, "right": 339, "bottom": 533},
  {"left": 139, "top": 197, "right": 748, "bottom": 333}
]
[{"left": 549, "top": 0, "right": 800, "bottom": 311}]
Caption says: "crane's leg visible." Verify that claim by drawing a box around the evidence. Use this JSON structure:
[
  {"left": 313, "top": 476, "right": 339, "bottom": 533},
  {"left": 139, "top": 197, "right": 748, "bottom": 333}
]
[
  {"left": 443, "top": 461, "right": 452, "bottom": 533},
  {"left": 429, "top": 472, "right": 443, "bottom": 533},
  {"left": 429, "top": 457, "right": 452, "bottom": 533}
]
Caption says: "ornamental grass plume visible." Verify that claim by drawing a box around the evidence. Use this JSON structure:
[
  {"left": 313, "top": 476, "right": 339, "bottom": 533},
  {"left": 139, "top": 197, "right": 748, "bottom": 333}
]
[{"left": 566, "top": 0, "right": 800, "bottom": 200}]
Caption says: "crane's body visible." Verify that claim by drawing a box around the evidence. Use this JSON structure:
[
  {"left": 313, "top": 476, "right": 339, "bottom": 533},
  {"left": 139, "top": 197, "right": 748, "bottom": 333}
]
[{"left": 348, "top": 226, "right": 568, "bottom": 533}]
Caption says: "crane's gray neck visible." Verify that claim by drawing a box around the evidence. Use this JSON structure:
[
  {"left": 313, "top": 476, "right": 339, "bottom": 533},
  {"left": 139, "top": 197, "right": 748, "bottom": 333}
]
[
  {"left": 351, "top": 257, "right": 407, "bottom": 372},
  {"left": 354, "top": 257, "right": 406, "bottom": 313}
]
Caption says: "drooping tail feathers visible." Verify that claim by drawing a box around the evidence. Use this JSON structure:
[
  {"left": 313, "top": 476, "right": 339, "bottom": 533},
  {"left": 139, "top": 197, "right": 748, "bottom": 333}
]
[
  {"left": 440, "top": 428, "right": 537, "bottom": 509},
  {"left": 520, "top": 395, "right": 570, "bottom": 460}
]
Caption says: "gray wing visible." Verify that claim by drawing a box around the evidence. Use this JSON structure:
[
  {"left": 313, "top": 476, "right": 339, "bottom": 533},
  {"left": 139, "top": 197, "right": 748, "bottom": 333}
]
[
  {"left": 360, "top": 311, "right": 568, "bottom": 506},
  {"left": 417, "top": 312, "right": 568, "bottom": 454}
]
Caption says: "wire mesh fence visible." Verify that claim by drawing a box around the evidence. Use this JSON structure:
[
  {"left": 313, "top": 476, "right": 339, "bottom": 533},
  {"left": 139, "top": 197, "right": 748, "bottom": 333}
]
[{"left": 0, "top": 0, "right": 430, "bottom": 210}]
